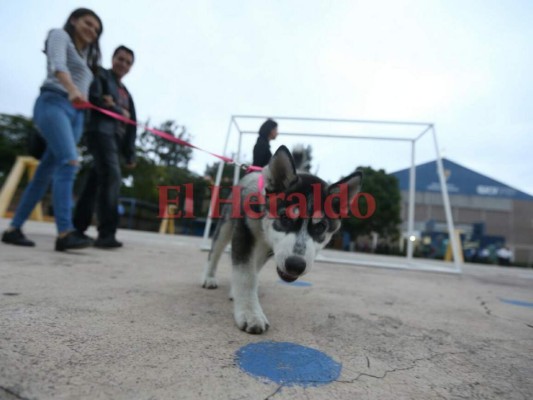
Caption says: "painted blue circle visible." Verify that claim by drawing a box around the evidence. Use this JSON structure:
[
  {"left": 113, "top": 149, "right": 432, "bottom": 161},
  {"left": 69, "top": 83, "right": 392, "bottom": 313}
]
[
  {"left": 278, "top": 280, "right": 313, "bottom": 287},
  {"left": 500, "top": 298, "right": 533, "bottom": 308},
  {"left": 236, "top": 341, "right": 341, "bottom": 387}
]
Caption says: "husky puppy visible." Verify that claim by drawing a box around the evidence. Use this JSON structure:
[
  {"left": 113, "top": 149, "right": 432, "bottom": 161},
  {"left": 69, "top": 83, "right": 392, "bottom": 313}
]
[{"left": 202, "top": 146, "right": 362, "bottom": 334}]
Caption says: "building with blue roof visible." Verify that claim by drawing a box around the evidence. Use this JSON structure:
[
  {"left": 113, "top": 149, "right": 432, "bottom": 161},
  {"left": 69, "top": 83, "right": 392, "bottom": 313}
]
[{"left": 391, "top": 158, "right": 533, "bottom": 265}]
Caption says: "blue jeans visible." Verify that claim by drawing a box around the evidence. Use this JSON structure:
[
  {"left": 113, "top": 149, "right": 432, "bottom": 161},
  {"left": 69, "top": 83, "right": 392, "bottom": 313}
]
[{"left": 11, "top": 90, "right": 84, "bottom": 233}]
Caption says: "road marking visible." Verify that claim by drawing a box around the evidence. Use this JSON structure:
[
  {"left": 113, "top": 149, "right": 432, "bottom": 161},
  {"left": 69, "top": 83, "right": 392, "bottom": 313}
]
[
  {"left": 236, "top": 341, "right": 341, "bottom": 387},
  {"left": 500, "top": 298, "right": 533, "bottom": 308}
]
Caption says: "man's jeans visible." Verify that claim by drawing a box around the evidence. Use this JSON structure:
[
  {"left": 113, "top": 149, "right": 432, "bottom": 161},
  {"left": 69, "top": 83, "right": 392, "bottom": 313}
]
[
  {"left": 74, "top": 131, "right": 122, "bottom": 238},
  {"left": 11, "top": 90, "right": 83, "bottom": 233}
]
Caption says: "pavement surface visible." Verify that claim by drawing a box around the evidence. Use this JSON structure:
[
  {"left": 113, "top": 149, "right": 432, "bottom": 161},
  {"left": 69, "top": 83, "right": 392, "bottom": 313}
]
[{"left": 1, "top": 218, "right": 532, "bottom": 400}]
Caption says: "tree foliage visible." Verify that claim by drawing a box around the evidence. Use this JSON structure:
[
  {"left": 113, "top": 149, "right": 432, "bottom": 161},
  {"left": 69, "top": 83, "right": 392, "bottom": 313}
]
[
  {"left": 204, "top": 161, "right": 243, "bottom": 199},
  {"left": 0, "top": 114, "right": 402, "bottom": 230},
  {"left": 137, "top": 120, "right": 192, "bottom": 168},
  {"left": 204, "top": 161, "right": 240, "bottom": 183},
  {"left": 342, "top": 166, "right": 402, "bottom": 240},
  {"left": 0, "top": 113, "right": 34, "bottom": 185},
  {"left": 0, "top": 113, "right": 209, "bottom": 215},
  {"left": 119, "top": 120, "right": 210, "bottom": 216}
]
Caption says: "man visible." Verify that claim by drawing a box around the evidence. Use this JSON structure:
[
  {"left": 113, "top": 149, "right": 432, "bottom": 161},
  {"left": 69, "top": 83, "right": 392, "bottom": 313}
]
[{"left": 73, "top": 45, "right": 136, "bottom": 248}]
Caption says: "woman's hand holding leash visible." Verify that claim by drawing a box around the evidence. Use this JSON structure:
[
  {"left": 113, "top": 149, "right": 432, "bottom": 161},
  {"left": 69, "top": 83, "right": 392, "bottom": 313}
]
[
  {"left": 54, "top": 71, "right": 87, "bottom": 104},
  {"left": 68, "top": 88, "right": 87, "bottom": 105}
]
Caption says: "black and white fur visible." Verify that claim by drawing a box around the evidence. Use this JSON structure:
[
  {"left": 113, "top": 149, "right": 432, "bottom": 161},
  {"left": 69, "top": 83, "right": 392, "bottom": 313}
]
[{"left": 202, "top": 146, "right": 362, "bottom": 334}]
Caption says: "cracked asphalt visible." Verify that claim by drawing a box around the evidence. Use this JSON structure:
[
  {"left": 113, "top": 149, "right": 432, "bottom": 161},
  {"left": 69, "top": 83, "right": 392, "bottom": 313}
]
[{"left": 1, "top": 219, "right": 532, "bottom": 400}]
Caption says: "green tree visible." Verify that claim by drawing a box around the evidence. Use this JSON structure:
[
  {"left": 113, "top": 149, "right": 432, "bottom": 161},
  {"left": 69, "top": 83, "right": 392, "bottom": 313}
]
[
  {"left": 121, "top": 120, "right": 209, "bottom": 216},
  {"left": 204, "top": 161, "right": 246, "bottom": 199},
  {"left": 121, "top": 158, "right": 209, "bottom": 216},
  {"left": 342, "top": 166, "right": 402, "bottom": 241},
  {"left": 119, "top": 119, "right": 195, "bottom": 203},
  {"left": 137, "top": 120, "right": 193, "bottom": 168},
  {"left": 0, "top": 113, "right": 34, "bottom": 185},
  {"left": 204, "top": 161, "right": 239, "bottom": 183},
  {"left": 0, "top": 112, "right": 210, "bottom": 220}
]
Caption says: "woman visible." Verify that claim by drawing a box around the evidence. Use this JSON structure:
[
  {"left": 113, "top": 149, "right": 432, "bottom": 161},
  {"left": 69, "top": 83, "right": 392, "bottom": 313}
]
[
  {"left": 252, "top": 118, "right": 278, "bottom": 168},
  {"left": 2, "top": 8, "right": 103, "bottom": 251}
]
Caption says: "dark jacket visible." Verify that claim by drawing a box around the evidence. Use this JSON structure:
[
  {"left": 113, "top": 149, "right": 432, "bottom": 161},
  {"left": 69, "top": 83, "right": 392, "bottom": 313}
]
[
  {"left": 252, "top": 136, "right": 271, "bottom": 167},
  {"left": 86, "top": 67, "right": 137, "bottom": 164}
]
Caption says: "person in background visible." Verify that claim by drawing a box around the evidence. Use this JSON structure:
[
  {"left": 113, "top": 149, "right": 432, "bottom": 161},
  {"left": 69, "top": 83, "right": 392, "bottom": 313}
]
[
  {"left": 252, "top": 118, "right": 278, "bottom": 167},
  {"left": 73, "top": 46, "right": 137, "bottom": 248},
  {"left": 2, "top": 8, "right": 103, "bottom": 251}
]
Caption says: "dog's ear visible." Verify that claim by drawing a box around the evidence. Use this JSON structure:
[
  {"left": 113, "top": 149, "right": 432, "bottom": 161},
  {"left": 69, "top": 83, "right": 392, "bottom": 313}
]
[
  {"left": 327, "top": 170, "right": 363, "bottom": 215},
  {"left": 262, "top": 145, "right": 299, "bottom": 192}
]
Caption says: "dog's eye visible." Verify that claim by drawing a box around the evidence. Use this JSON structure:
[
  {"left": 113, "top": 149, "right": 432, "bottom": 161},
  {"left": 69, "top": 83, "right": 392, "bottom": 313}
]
[
  {"left": 279, "top": 211, "right": 293, "bottom": 227},
  {"left": 311, "top": 220, "right": 327, "bottom": 235}
]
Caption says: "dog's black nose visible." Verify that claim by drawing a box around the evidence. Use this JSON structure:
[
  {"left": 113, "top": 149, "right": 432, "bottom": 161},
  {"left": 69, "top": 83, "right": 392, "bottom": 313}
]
[{"left": 285, "top": 256, "right": 306, "bottom": 276}]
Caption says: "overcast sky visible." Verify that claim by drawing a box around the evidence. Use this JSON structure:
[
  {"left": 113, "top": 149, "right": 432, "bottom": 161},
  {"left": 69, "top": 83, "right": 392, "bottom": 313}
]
[{"left": 1, "top": 0, "right": 532, "bottom": 194}]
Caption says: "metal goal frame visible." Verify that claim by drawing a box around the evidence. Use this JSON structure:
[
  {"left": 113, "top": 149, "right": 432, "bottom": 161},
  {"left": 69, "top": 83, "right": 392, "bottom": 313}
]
[{"left": 201, "top": 115, "right": 462, "bottom": 274}]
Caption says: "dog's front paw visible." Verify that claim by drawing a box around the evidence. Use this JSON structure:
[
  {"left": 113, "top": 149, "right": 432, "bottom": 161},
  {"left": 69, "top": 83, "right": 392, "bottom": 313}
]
[
  {"left": 202, "top": 277, "right": 218, "bottom": 289},
  {"left": 234, "top": 307, "right": 270, "bottom": 334}
]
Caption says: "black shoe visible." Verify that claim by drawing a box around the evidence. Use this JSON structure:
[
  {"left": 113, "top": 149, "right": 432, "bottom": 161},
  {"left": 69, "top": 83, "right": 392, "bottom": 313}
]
[
  {"left": 55, "top": 231, "right": 93, "bottom": 252},
  {"left": 75, "top": 230, "right": 95, "bottom": 244},
  {"left": 94, "top": 236, "right": 123, "bottom": 249},
  {"left": 2, "top": 228, "right": 35, "bottom": 247}
]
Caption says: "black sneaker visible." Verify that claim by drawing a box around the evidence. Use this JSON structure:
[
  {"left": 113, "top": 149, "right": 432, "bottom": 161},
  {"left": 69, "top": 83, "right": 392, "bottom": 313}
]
[
  {"left": 94, "top": 236, "right": 123, "bottom": 249},
  {"left": 55, "top": 231, "right": 93, "bottom": 252},
  {"left": 75, "top": 230, "right": 95, "bottom": 244},
  {"left": 2, "top": 228, "right": 35, "bottom": 247}
]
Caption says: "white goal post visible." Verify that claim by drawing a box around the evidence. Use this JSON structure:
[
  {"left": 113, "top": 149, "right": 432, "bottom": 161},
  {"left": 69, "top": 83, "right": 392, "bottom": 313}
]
[{"left": 200, "top": 115, "right": 462, "bottom": 274}]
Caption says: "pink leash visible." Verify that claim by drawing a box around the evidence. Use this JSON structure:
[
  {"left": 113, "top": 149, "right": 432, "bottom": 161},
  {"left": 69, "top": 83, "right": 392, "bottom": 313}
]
[{"left": 74, "top": 101, "right": 263, "bottom": 173}]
